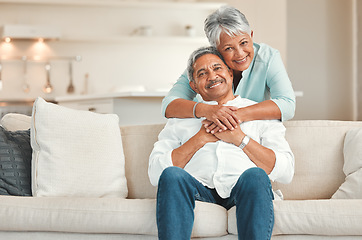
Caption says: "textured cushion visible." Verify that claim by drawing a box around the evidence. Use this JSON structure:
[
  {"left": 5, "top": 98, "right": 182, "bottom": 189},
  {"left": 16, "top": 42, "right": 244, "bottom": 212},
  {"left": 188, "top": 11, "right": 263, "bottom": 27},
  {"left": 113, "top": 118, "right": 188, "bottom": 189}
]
[
  {"left": 0, "top": 127, "right": 32, "bottom": 196},
  {"left": 272, "top": 120, "right": 362, "bottom": 200},
  {"left": 228, "top": 199, "right": 362, "bottom": 236},
  {"left": 1, "top": 113, "right": 31, "bottom": 131},
  {"left": 31, "top": 97, "right": 127, "bottom": 198},
  {"left": 273, "top": 200, "right": 362, "bottom": 236},
  {"left": 0, "top": 196, "right": 227, "bottom": 238},
  {"left": 332, "top": 127, "right": 362, "bottom": 199}
]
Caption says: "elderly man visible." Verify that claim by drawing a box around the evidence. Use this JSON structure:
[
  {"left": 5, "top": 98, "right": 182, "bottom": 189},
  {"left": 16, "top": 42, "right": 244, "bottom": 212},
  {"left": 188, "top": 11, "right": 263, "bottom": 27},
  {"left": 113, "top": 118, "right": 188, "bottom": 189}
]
[{"left": 148, "top": 46, "right": 294, "bottom": 240}]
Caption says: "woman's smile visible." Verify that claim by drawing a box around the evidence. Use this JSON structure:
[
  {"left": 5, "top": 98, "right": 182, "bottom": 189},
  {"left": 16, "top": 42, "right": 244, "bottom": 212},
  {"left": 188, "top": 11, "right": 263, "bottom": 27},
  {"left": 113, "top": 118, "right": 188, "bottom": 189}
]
[{"left": 217, "top": 31, "right": 254, "bottom": 72}]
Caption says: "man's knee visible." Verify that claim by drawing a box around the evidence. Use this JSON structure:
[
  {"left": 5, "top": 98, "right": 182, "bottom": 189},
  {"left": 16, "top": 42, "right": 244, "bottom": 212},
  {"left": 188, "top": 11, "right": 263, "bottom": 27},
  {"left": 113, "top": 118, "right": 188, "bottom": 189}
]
[
  {"left": 158, "top": 166, "right": 187, "bottom": 186},
  {"left": 234, "top": 168, "right": 271, "bottom": 195}
]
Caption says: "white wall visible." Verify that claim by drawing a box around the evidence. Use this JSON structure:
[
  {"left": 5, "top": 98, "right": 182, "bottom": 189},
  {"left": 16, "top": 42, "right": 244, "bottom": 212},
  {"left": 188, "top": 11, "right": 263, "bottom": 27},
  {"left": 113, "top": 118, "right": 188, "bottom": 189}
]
[
  {"left": 287, "top": 0, "right": 354, "bottom": 120},
  {"left": 0, "top": 2, "right": 214, "bottom": 100}
]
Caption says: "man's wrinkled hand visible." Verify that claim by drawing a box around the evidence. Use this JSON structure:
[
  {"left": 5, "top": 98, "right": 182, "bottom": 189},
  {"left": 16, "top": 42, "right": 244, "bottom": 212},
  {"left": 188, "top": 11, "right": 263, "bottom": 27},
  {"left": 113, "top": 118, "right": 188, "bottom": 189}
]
[
  {"left": 213, "top": 127, "right": 245, "bottom": 146},
  {"left": 196, "top": 126, "right": 219, "bottom": 144}
]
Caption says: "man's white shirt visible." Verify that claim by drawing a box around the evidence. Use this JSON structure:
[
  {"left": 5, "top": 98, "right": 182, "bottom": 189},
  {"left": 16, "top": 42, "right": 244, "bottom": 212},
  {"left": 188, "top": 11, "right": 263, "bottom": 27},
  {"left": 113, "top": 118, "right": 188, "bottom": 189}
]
[{"left": 149, "top": 96, "right": 294, "bottom": 198}]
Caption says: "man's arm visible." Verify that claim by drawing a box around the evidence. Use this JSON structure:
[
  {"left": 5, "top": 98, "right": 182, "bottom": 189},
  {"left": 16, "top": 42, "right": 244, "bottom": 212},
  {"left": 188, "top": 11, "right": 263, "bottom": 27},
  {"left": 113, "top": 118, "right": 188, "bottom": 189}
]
[
  {"left": 148, "top": 120, "right": 218, "bottom": 186},
  {"left": 214, "top": 120, "right": 294, "bottom": 183},
  {"left": 214, "top": 127, "right": 276, "bottom": 174},
  {"left": 172, "top": 127, "right": 218, "bottom": 168}
]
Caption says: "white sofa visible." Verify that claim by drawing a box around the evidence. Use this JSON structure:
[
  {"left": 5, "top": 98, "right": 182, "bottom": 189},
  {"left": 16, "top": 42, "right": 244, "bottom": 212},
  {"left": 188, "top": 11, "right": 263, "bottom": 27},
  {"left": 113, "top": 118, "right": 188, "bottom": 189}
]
[{"left": 1, "top": 113, "right": 362, "bottom": 240}]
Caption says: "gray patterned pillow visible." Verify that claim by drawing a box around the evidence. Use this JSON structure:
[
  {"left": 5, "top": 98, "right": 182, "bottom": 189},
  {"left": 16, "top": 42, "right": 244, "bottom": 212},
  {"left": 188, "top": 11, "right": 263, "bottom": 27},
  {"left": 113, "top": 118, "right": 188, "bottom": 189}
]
[{"left": 0, "top": 126, "right": 32, "bottom": 196}]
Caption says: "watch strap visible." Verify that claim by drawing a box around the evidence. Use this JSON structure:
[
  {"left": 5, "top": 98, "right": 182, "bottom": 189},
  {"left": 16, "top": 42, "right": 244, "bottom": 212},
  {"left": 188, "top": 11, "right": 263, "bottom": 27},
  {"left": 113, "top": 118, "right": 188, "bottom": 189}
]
[{"left": 239, "top": 135, "right": 250, "bottom": 149}]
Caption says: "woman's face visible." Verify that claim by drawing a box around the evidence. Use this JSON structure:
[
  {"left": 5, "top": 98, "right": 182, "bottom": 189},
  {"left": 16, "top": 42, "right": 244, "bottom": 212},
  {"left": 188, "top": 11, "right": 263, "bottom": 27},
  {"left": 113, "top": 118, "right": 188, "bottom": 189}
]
[{"left": 216, "top": 31, "right": 254, "bottom": 73}]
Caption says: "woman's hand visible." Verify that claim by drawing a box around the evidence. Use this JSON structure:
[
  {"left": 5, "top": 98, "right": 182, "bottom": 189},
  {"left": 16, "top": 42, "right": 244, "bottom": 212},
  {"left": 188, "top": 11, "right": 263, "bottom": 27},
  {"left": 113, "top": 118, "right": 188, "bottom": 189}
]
[{"left": 197, "top": 104, "right": 240, "bottom": 133}]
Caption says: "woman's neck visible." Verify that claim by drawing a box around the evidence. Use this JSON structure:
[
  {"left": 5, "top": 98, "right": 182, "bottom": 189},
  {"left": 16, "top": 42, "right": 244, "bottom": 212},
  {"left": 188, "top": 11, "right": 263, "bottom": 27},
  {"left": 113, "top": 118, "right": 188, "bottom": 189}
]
[{"left": 233, "top": 70, "right": 242, "bottom": 91}]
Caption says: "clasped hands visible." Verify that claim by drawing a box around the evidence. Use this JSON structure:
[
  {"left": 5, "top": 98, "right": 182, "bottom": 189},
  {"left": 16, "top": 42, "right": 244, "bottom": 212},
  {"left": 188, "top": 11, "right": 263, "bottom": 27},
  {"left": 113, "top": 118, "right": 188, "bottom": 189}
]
[{"left": 198, "top": 104, "right": 245, "bottom": 147}]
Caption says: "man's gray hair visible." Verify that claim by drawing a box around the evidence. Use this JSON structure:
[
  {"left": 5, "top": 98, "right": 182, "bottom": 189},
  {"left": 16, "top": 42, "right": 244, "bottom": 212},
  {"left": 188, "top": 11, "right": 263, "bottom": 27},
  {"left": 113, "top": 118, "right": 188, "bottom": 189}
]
[
  {"left": 204, "top": 5, "right": 251, "bottom": 47},
  {"left": 187, "top": 46, "right": 227, "bottom": 83}
]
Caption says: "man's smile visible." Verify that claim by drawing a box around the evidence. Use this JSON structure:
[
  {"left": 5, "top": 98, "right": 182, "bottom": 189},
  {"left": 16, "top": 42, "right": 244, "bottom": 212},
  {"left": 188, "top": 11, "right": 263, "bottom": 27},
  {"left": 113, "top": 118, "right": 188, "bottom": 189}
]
[{"left": 206, "top": 79, "right": 225, "bottom": 89}]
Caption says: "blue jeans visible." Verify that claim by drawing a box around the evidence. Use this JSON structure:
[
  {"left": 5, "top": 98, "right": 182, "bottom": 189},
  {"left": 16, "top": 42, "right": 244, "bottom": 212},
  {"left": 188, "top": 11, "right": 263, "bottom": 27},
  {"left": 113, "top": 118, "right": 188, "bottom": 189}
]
[{"left": 156, "top": 167, "right": 274, "bottom": 240}]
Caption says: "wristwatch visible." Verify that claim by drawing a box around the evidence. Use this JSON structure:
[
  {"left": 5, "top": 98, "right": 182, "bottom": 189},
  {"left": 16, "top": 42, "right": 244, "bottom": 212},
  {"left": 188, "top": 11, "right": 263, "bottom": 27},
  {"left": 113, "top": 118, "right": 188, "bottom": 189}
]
[{"left": 239, "top": 135, "right": 250, "bottom": 150}]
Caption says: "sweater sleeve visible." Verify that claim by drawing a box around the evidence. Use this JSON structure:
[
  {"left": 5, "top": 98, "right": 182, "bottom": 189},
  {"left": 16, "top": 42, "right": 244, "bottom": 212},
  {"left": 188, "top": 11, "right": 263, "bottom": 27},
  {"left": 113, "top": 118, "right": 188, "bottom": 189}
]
[
  {"left": 267, "top": 50, "right": 296, "bottom": 121},
  {"left": 161, "top": 70, "right": 197, "bottom": 117}
]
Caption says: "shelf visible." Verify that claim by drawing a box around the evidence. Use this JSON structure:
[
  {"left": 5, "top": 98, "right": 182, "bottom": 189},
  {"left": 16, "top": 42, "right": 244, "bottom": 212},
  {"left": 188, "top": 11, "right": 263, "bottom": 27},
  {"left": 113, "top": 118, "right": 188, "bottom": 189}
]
[
  {"left": 0, "top": 0, "right": 225, "bottom": 10},
  {"left": 58, "top": 36, "right": 209, "bottom": 44}
]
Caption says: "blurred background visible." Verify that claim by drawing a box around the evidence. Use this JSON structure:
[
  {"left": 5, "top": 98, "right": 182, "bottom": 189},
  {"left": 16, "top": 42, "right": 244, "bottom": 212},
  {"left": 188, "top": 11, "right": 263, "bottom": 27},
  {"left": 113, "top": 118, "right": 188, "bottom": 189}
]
[{"left": 0, "top": 0, "right": 360, "bottom": 124}]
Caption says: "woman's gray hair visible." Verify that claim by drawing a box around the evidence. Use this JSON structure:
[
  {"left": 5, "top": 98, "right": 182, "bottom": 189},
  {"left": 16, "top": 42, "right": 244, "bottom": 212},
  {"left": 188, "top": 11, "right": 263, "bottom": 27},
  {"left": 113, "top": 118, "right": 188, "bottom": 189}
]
[
  {"left": 204, "top": 5, "right": 251, "bottom": 47},
  {"left": 187, "top": 46, "right": 227, "bottom": 83}
]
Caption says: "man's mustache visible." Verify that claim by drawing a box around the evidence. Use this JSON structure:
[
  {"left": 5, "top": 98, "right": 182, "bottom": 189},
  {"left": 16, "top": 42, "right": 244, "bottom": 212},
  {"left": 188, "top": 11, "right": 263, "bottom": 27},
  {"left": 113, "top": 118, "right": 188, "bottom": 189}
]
[{"left": 206, "top": 78, "right": 225, "bottom": 89}]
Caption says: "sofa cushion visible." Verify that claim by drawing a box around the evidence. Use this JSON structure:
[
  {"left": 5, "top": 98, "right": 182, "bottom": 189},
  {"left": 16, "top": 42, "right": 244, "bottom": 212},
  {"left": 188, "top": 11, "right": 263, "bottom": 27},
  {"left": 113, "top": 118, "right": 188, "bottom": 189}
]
[
  {"left": 0, "top": 127, "right": 32, "bottom": 196},
  {"left": 0, "top": 113, "right": 31, "bottom": 132},
  {"left": 0, "top": 196, "right": 228, "bottom": 238},
  {"left": 228, "top": 199, "right": 362, "bottom": 236},
  {"left": 332, "top": 127, "right": 362, "bottom": 199},
  {"left": 120, "top": 124, "right": 164, "bottom": 199},
  {"left": 31, "top": 97, "right": 127, "bottom": 198},
  {"left": 272, "top": 120, "right": 362, "bottom": 200}
]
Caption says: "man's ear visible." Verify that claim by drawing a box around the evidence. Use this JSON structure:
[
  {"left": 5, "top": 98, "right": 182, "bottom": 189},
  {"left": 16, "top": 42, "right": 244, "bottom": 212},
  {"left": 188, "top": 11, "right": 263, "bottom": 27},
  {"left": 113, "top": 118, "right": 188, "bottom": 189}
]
[
  {"left": 250, "top": 30, "right": 254, "bottom": 38},
  {"left": 189, "top": 80, "right": 199, "bottom": 94}
]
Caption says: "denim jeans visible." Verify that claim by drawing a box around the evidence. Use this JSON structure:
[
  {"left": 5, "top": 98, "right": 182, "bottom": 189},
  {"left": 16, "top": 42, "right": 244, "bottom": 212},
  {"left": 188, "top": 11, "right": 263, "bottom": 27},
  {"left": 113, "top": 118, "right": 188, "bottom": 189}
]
[{"left": 156, "top": 166, "right": 274, "bottom": 240}]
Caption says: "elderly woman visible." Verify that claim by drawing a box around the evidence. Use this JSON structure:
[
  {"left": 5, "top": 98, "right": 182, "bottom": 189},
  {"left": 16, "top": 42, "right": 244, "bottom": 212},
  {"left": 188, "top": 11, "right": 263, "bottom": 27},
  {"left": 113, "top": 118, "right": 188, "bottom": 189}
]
[{"left": 162, "top": 6, "right": 295, "bottom": 133}]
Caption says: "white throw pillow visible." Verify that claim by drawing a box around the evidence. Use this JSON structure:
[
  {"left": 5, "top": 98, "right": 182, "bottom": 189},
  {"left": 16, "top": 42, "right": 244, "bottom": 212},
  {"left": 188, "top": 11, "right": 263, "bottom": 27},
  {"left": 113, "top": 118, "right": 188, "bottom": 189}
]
[
  {"left": 332, "top": 127, "right": 362, "bottom": 199},
  {"left": 31, "top": 97, "right": 127, "bottom": 198}
]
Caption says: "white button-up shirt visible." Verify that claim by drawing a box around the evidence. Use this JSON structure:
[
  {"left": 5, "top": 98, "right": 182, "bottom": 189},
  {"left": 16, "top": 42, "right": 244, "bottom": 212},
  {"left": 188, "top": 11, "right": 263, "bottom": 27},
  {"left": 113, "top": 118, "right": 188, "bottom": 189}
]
[{"left": 149, "top": 96, "right": 294, "bottom": 198}]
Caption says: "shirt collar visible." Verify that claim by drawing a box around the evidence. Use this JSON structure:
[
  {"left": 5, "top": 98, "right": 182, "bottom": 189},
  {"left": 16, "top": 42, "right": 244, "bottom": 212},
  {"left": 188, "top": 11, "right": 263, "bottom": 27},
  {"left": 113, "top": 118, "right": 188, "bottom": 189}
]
[
  {"left": 200, "top": 95, "right": 256, "bottom": 109},
  {"left": 201, "top": 95, "right": 240, "bottom": 106}
]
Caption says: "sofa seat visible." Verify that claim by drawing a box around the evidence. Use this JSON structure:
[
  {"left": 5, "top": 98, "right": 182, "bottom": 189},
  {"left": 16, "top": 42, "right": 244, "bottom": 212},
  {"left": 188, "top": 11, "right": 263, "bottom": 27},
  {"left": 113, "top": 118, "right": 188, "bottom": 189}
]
[
  {"left": 227, "top": 199, "right": 362, "bottom": 236},
  {"left": 0, "top": 195, "right": 227, "bottom": 238}
]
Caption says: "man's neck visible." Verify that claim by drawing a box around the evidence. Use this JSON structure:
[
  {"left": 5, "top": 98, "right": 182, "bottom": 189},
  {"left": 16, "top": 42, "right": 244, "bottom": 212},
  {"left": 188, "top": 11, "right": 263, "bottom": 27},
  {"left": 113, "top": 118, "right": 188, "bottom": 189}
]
[
  {"left": 217, "top": 95, "right": 236, "bottom": 105},
  {"left": 202, "top": 93, "right": 236, "bottom": 105}
]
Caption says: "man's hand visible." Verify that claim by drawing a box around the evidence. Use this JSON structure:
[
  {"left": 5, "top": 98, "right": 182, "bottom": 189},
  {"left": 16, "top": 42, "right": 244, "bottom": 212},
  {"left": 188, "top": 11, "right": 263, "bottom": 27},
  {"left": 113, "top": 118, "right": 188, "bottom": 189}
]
[
  {"left": 171, "top": 126, "right": 218, "bottom": 168},
  {"left": 195, "top": 125, "right": 219, "bottom": 144},
  {"left": 197, "top": 104, "right": 240, "bottom": 133},
  {"left": 213, "top": 127, "right": 245, "bottom": 147}
]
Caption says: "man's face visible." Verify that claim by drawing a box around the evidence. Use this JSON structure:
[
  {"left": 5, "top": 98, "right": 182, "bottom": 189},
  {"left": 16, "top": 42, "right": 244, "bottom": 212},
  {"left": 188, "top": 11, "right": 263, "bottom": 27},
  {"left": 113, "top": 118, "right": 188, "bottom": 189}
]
[{"left": 190, "top": 53, "right": 234, "bottom": 103}]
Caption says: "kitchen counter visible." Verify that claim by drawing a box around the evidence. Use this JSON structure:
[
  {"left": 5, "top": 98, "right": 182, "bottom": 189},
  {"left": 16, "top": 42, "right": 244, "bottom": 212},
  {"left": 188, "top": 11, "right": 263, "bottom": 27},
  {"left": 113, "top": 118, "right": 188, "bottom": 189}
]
[
  {"left": 56, "top": 91, "right": 168, "bottom": 126},
  {"left": 54, "top": 91, "right": 168, "bottom": 102}
]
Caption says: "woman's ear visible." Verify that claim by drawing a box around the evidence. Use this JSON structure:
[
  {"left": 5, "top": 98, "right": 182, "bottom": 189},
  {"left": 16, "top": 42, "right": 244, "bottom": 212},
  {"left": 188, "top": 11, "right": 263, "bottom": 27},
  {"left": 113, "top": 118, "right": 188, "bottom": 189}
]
[{"left": 189, "top": 80, "right": 199, "bottom": 94}]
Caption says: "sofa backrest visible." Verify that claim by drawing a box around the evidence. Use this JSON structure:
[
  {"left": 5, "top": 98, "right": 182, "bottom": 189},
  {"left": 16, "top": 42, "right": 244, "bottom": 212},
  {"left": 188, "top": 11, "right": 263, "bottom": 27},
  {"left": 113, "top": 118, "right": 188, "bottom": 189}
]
[
  {"left": 121, "top": 120, "right": 362, "bottom": 200},
  {"left": 273, "top": 120, "right": 362, "bottom": 200},
  {"left": 120, "top": 124, "right": 162, "bottom": 199}
]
